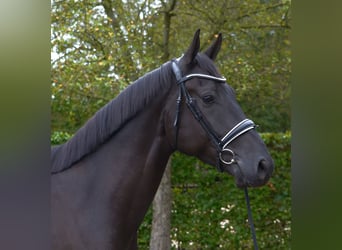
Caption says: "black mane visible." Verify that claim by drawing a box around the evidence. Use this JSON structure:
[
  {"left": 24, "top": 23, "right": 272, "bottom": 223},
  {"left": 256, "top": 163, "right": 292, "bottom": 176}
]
[
  {"left": 51, "top": 61, "right": 174, "bottom": 173},
  {"left": 51, "top": 54, "right": 219, "bottom": 174}
]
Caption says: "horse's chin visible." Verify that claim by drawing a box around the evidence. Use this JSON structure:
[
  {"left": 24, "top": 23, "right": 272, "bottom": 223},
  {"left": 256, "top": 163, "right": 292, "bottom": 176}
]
[
  {"left": 221, "top": 163, "right": 248, "bottom": 188},
  {"left": 200, "top": 155, "right": 249, "bottom": 188}
]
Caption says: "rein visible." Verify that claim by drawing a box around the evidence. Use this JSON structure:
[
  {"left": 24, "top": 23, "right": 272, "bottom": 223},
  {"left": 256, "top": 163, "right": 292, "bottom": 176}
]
[{"left": 171, "top": 60, "right": 259, "bottom": 249}]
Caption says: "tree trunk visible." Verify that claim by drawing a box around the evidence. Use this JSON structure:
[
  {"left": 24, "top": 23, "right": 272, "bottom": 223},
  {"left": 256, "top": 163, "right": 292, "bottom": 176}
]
[
  {"left": 149, "top": 1, "right": 176, "bottom": 249},
  {"left": 149, "top": 159, "right": 172, "bottom": 250}
]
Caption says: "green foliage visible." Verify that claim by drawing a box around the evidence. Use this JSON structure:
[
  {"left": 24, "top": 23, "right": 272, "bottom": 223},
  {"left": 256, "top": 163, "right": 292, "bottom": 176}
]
[
  {"left": 50, "top": 131, "right": 71, "bottom": 145},
  {"left": 139, "top": 132, "right": 291, "bottom": 249},
  {"left": 51, "top": 0, "right": 162, "bottom": 133},
  {"left": 51, "top": 0, "right": 290, "bottom": 133}
]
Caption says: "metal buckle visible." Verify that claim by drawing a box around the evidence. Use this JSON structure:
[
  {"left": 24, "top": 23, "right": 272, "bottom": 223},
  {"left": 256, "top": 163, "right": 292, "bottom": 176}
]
[{"left": 219, "top": 148, "right": 235, "bottom": 165}]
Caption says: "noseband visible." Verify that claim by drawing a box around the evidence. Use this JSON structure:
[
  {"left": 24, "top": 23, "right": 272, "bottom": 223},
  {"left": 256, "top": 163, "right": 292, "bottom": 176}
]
[{"left": 171, "top": 60, "right": 256, "bottom": 172}]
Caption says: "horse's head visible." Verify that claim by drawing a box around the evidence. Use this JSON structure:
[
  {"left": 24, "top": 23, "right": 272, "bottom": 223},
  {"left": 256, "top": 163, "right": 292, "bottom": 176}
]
[{"left": 164, "top": 30, "right": 274, "bottom": 188}]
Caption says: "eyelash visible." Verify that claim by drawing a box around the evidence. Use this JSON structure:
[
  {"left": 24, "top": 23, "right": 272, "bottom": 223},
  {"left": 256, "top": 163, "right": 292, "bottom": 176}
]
[{"left": 202, "top": 95, "right": 215, "bottom": 104}]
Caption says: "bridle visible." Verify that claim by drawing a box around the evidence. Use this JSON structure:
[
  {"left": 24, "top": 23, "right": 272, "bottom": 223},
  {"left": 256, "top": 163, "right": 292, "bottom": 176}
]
[
  {"left": 171, "top": 59, "right": 260, "bottom": 250},
  {"left": 171, "top": 60, "right": 256, "bottom": 172}
]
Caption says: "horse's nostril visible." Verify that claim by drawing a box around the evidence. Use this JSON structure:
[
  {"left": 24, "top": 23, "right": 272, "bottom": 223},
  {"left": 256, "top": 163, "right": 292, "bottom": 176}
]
[
  {"left": 259, "top": 159, "right": 266, "bottom": 170},
  {"left": 257, "top": 159, "right": 271, "bottom": 180}
]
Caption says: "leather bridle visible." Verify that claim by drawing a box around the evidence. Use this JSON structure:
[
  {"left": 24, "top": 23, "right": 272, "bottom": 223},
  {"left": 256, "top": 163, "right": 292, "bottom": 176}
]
[
  {"left": 171, "top": 60, "right": 256, "bottom": 172},
  {"left": 171, "top": 59, "right": 260, "bottom": 249}
]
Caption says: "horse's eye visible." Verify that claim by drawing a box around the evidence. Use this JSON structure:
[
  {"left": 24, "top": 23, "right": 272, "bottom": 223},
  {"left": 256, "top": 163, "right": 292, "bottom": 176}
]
[{"left": 202, "top": 95, "right": 215, "bottom": 104}]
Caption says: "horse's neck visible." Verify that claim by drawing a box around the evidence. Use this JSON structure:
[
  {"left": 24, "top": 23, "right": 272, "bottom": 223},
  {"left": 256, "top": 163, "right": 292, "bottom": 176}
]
[
  {"left": 82, "top": 95, "right": 173, "bottom": 229},
  {"left": 52, "top": 90, "right": 174, "bottom": 249}
]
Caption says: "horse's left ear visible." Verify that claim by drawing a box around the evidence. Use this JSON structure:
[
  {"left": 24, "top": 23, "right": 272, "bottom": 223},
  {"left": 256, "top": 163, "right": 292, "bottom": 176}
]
[{"left": 204, "top": 33, "right": 222, "bottom": 61}]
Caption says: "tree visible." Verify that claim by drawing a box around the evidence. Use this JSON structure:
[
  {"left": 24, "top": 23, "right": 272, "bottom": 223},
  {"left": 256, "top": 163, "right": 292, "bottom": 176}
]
[
  {"left": 51, "top": 0, "right": 163, "bottom": 132},
  {"left": 150, "top": 159, "right": 172, "bottom": 250},
  {"left": 149, "top": 2, "right": 177, "bottom": 249},
  {"left": 52, "top": 0, "right": 290, "bottom": 133}
]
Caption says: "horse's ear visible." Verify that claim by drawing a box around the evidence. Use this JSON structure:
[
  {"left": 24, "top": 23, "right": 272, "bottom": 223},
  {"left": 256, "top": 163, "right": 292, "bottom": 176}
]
[
  {"left": 204, "top": 33, "right": 222, "bottom": 61},
  {"left": 183, "top": 29, "right": 201, "bottom": 64}
]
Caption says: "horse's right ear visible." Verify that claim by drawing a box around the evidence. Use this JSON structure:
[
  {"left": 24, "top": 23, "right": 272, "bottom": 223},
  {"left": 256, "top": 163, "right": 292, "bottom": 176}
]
[
  {"left": 183, "top": 29, "right": 201, "bottom": 65},
  {"left": 204, "top": 33, "right": 222, "bottom": 61}
]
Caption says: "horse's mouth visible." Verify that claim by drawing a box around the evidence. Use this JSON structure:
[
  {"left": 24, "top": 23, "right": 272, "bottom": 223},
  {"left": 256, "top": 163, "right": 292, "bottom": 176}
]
[
  {"left": 206, "top": 150, "right": 271, "bottom": 188},
  {"left": 221, "top": 162, "right": 269, "bottom": 188}
]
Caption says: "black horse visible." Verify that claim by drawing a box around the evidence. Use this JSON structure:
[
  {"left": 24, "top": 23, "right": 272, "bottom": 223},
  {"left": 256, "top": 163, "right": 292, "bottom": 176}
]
[{"left": 51, "top": 30, "right": 273, "bottom": 249}]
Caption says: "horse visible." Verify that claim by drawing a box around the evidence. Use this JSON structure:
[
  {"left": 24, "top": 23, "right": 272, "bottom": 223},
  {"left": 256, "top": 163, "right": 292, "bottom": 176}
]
[{"left": 51, "top": 30, "right": 274, "bottom": 250}]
